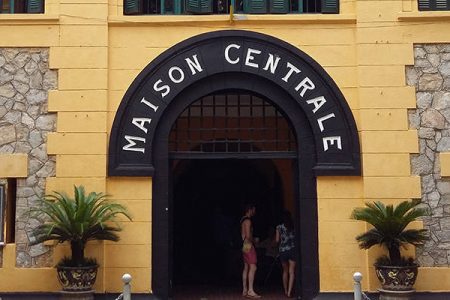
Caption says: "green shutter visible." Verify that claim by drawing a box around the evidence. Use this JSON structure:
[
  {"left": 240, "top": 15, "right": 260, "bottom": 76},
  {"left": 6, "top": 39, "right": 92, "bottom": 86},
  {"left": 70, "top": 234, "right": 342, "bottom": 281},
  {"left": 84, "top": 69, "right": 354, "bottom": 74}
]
[
  {"left": 124, "top": 0, "right": 142, "bottom": 14},
  {"left": 185, "top": 0, "right": 213, "bottom": 13},
  {"left": 269, "top": 0, "right": 288, "bottom": 13},
  {"left": 418, "top": 0, "right": 430, "bottom": 9},
  {"left": 321, "top": 0, "right": 338, "bottom": 13},
  {"left": 243, "top": 0, "right": 267, "bottom": 13},
  {"left": 27, "top": 0, "right": 44, "bottom": 13},
  {"left": 174, "top": 0, "right": 182, "bottom": 14},
  {"left": 419, "top": 0, "right": 450, "bottom": 10}
]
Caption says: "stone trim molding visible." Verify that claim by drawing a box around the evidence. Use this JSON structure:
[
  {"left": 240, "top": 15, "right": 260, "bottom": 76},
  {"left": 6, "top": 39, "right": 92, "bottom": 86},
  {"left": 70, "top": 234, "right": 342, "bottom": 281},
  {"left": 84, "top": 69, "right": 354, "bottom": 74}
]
[
  {"left": 407, "top": 44, "right": 450, "bottom": 267},
  {"left": 0, "top": 48, "right": 57, "bottom": 267}
]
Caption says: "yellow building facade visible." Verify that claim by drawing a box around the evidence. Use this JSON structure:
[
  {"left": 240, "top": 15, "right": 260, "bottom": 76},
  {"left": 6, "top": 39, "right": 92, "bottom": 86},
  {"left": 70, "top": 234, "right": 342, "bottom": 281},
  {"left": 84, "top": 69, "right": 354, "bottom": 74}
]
[{"left": 1, "top": 0, "right": 450, "bottom": 298}]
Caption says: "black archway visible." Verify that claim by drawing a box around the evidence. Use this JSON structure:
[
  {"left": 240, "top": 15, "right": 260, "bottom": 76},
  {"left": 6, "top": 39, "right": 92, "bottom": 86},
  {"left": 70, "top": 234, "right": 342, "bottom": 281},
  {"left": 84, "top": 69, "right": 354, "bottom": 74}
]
[{"left": 108, "top": 30, "right": 361, "bottom": 300}]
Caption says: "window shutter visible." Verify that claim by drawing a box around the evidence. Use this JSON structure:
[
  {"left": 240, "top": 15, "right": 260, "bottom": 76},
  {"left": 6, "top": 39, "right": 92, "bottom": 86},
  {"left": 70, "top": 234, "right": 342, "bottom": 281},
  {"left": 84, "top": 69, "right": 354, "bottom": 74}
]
[
  {"left": 186, "top": 0, "right": 213, "bottom": 13},
  {"left": 419, "top": 0, "right": 450, "bottom": 10},
  {"left": 269, "top": 0, "right": 288, "bottom": 13},
  {"left": 27, "top": 0, "right": 44, "bottom": 13},
  {"left": 124, "top": 0, "right": 142, "bottom": 14},
  {"left": 321, "top": 0, "right": 338, "bottom": 13},
  {"left": 174, "top": 0, "right": 182, "bottom": 14},
  {"left": 243, "top": 0, "right": 267, "bottom": 13},
  {"left": 435, "top": 0, "right": 450, "bottom": 9}
]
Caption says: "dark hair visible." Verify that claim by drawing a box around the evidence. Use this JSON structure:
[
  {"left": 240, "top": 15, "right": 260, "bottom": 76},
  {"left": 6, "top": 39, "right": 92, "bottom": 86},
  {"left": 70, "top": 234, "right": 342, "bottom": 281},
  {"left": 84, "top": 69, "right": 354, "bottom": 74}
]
[
  {"left": 283, "top": 210, "right": 294, "bottom": 231},
  {"left": 244, "top": 203, "right": 255, "bottom": 213}
]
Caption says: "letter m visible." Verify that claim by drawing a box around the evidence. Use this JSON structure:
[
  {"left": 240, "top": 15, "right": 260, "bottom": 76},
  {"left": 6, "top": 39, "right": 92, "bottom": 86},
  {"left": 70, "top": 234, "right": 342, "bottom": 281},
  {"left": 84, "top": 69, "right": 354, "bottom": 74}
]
[{"left": 122, "top": 135, "right": 146, "bottom": 153}]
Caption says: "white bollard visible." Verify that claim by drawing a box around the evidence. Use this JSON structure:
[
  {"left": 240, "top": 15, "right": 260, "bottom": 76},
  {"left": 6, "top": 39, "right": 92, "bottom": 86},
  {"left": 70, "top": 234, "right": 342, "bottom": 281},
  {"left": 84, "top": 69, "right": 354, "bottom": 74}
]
[
  {"left": 353, "top": 272, "right": 363, "bottom": 300},
  {"left": 122, "top": 273, "right": 132, "bottom": 300}
]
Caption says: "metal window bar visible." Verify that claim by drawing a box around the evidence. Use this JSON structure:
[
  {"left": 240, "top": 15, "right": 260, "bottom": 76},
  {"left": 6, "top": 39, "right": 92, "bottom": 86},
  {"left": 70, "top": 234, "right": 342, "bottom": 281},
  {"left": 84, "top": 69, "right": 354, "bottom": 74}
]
[{"left": 169, "top": 93, "right": 296, "bottom": 156}]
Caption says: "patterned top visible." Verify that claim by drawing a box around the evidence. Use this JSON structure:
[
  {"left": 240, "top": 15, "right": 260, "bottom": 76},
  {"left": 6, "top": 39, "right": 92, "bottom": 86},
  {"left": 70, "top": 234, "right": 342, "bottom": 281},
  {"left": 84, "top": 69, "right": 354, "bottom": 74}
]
[{"left": 276, "top": 224, "right": 295, "bottom": 253}]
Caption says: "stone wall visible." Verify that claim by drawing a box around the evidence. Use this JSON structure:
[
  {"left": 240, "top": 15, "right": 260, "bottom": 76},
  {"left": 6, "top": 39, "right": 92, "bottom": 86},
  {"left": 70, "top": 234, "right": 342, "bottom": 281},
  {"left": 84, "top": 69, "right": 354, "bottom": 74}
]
[
  {"left": 407, "top": 44, "right": 450, "bottom": 266},
  {"left": 0, "top": 48, "right": 57, "bottom": 267}
]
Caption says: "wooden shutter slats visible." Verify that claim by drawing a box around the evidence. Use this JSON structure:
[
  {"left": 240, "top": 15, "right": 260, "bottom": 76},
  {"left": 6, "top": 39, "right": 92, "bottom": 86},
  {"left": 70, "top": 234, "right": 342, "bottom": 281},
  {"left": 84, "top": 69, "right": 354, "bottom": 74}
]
[
  {"left": 124, "top": 0, "right": 142, "bottom": 14},
  {"left": 321, "top": 0, "right": 338, "bottom": 13},
  {"left": 27, "top": 0, "right": 44, "bottom": 13},
  {"left": 270, "top": 0, "right": 289, "bottom": 13},
  {"left": 186, "top": 0, "right": 213, "bottom": 14},
  {"left": 419, "top": 0, "right": 450, "bottom": 10},
  {"left": 243, "top": 0, "right": 267, "bottom": 13}
]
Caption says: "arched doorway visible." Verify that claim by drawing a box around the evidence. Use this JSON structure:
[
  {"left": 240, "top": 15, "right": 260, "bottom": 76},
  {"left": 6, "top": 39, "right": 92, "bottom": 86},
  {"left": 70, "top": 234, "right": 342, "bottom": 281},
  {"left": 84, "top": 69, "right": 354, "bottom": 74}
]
[
  {"left": 152, "top": 75, "right": 321, "bottom": 299},
  {"left": 108, "top": 30, "right": 361, "bottom": 300},
  {"left": 169, "top": 92, "right": 297, "bottom": 297}
]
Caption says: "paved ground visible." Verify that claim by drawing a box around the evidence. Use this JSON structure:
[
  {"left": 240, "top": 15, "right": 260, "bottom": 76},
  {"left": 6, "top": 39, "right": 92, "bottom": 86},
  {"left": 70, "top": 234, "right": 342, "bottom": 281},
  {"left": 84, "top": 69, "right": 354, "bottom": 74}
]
[{"left": 173, "top": 285, "right": 295, "bottom": 300}]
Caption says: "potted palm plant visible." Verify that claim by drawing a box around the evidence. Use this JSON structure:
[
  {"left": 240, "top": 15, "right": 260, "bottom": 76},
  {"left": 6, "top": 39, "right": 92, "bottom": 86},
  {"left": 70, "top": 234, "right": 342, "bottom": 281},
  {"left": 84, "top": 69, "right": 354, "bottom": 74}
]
[
  {"left": 27, "top": 185, "right": 131, "bottom": 292},
  {"left": 351, "top": 199, "right": 429, "bottom": 293}
]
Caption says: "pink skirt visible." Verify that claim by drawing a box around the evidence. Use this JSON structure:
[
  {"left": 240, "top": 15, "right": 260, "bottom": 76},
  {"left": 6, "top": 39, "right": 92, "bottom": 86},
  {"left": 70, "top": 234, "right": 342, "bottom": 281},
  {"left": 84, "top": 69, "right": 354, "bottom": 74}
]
[{"left": 243, "top": 246, "right": 257, "bottom": 264}]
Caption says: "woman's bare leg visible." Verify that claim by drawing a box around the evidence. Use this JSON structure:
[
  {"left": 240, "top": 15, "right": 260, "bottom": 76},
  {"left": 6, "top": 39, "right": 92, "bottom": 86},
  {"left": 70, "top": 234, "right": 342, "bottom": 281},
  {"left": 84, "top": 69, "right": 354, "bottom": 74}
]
[
  {"left": 287, "top": 260, "right": 296, "bottom": 297},
  {"left": 242, "top": 263, "right": 249, "bottom": 296},
  {"left": 281, "top": 261, "right": 289, "bottom": 296},
  {"left": 247, "top": 264, "right": 260, "bottom": 297}
]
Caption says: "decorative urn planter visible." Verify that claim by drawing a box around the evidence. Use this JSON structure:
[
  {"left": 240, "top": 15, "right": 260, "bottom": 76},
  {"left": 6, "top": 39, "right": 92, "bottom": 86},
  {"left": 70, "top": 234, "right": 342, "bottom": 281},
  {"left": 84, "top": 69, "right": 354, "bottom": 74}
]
[
  {"left": 56, "top": 265, "right": 99, "bottom": 292},
  {"left": 374, "top": 264, "right": 418, "bottom": 291}
]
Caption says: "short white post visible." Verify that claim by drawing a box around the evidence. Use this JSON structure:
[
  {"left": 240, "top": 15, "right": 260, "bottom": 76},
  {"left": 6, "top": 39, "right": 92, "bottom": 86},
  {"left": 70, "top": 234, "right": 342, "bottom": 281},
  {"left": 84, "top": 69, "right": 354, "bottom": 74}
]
[
  {"left": 353, "top": 272, "right": 363, "bottom": 300},
  {"left": 122, "top": 273, "right": 132, "bottom": 300}
]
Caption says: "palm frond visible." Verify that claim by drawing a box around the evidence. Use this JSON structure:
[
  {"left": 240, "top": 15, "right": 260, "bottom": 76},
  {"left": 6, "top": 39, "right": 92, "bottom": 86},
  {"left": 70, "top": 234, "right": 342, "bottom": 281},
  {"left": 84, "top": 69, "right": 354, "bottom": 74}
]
[
  {"left": 27, "top": 185, "right": 133, "bottom": 264},
  {"left": 351, "top": 199, "right": 430, "bottom": 263}
]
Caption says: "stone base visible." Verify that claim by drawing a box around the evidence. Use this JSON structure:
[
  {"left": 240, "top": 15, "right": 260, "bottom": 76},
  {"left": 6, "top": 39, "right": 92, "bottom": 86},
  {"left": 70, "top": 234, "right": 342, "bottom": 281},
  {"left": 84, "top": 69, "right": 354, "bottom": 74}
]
[
  {"left": 59, "top": 290, "right": 94, "bottom": 300},
  {"left": 379, "top": 289, "right": 415, "bottom": 300}
]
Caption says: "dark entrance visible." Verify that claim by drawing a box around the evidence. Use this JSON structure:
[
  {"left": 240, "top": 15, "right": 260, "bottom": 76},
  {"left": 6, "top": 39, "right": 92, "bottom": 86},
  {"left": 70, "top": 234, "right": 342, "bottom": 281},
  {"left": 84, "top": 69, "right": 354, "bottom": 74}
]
[
  {"left": 172, "top": 159, "right": 291, "bottom": 287},
  {"left": 169, "top": 92, "right": 297, "bottom": 298}
]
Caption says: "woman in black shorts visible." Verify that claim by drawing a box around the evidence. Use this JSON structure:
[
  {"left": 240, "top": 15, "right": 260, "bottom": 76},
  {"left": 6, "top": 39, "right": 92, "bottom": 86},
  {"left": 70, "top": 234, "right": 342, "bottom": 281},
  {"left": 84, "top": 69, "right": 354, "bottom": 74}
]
[{"left": 275, "top": 211, "right": 296, "bottom": 298}]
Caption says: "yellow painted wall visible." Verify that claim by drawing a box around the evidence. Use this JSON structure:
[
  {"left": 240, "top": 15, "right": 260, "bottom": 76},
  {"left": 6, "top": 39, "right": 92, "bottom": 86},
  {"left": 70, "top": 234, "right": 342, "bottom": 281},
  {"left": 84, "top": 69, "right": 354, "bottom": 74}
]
[{"left": 2, "top": 0, "right": 450, "bottom": 294}]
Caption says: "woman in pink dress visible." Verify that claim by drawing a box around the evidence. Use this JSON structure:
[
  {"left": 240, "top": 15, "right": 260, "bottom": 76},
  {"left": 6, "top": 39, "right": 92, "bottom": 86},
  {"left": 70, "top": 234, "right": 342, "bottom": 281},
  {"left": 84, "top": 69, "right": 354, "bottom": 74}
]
[{"left": 241, "top": 204, "right": 261, "bottom": 299}]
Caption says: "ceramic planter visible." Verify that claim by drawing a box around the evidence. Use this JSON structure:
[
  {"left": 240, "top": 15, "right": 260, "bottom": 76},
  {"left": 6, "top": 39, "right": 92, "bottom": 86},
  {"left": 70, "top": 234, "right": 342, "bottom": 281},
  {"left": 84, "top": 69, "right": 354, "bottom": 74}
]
[
  {"left": 56, "top": 264, "right": 98, "bottom": 292},
  {"left": 375, "top": 264, "right": 418, "bottom": 291}
]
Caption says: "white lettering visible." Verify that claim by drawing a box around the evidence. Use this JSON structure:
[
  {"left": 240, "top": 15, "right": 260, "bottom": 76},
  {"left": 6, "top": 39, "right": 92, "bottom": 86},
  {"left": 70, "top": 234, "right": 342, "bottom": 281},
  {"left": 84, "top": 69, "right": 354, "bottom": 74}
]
[
  {"left": 263, "top": 54, "right": 281, "bottom": 74},
  {"left": 306, "top": 96, "right": 327, "bottom": 114},
  {"left": 123, "top": 135, "right": 146, "bottom": 153},
  {"left": 153, "top": 79, "right": 170, "bottom": 98},
  {"left": 225, "top": 44, "right": 241, "bottom": 65},
  {"left": 323, "top": 136, "right": 342, "bottom": 151},
  {"left": 282, "top": 62, "right": 301, "bottom": 83},
  {"left": 317, "top": 113, "right": 335, "bottom": 132},
  {"left": 295, "top": 77, "right": 315, "bottom": 97},
  {"left": 140, "top": 97, "right": 159, "bottom": 112},
  {"left": 168, "top": 66, "right": 185, "bottom": 83},
  {"left": 245, "top": 48, "right": 262, "bottom": 69},
  {"left": 132, "top": 118, "right": 152, "bottom": 134},
  {"left": 185, "top": 54, "right": 203, "bottom": 75}
]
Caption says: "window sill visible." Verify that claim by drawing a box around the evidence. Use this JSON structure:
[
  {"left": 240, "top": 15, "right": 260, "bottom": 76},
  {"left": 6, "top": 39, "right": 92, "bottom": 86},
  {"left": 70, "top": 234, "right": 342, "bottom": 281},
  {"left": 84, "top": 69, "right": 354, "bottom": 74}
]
[
  {"left": 0, "top": 14, "right": 59, "bottom": 25},
  {"left": 108, "top": 14, "right": 356, "bottom": 26},
  {"left": 398, "top": 11, "right": 450, "bottom": 21}
]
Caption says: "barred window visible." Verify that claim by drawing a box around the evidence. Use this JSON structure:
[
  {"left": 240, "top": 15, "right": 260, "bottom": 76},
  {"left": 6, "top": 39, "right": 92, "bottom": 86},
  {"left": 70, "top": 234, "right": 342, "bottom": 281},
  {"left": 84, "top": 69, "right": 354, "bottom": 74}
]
[
  {"left": 0, "top": 0, "right": 44, "bottom": 13},
  {"left": 124, "top": 0, "right": 338, "bottom": 15}
]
